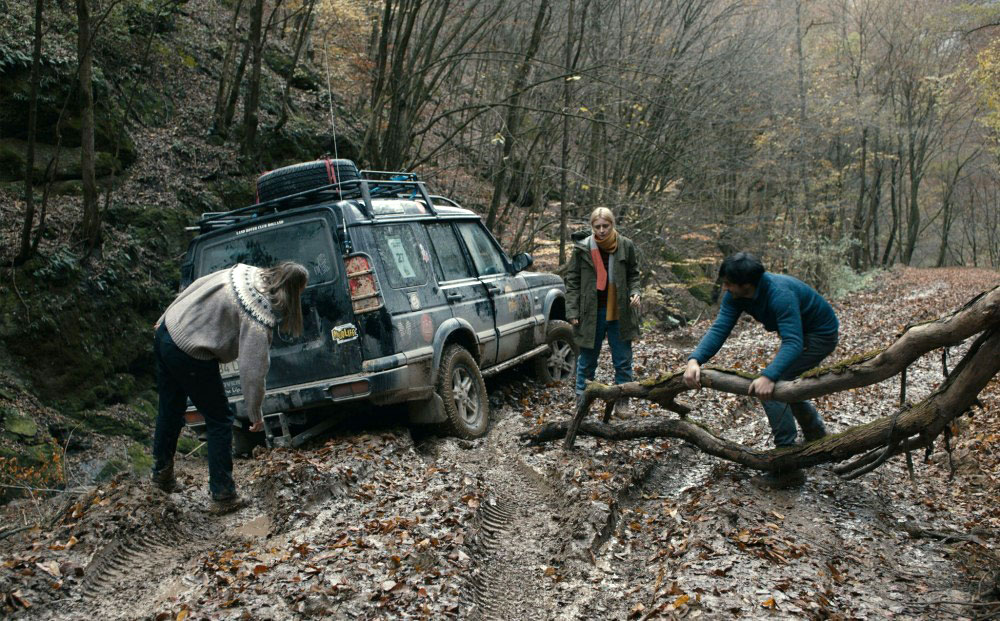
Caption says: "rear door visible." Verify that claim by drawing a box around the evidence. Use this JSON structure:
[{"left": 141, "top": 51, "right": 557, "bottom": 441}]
[
  {"left": 425, "top": 222, "right": 499, "bottom": 367},
  {"left": 193, "top": 212, "right": 362, "bottom": 397},
  {"left": 454, "top": 221, "right": 534, "bottom": 364},
  {"left": 366, "top": 222, "right": 454, "bottom": 363}
]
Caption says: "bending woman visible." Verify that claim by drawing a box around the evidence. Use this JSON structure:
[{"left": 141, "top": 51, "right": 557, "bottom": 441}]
[
  {"left": 151, "top": 262, "right": 308, "bottom": 507},
  {"left": 566, "top": 208, "right": 641, "bottom": 405}
]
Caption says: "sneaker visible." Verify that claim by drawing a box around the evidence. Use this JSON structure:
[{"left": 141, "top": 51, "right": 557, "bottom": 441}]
[
  {"left": 751, "top": 469, "right": 806, "bottom": 490},
  {"left": 151, "top": 463, "right": 182, "bottom": 493}
]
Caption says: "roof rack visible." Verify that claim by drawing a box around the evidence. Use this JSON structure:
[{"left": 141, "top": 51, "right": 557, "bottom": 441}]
[{"left": 191, "top": 173, "right": 439, "bottom": 233}]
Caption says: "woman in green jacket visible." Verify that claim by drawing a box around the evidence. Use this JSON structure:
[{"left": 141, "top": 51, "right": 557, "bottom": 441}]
[{"left": 565, "top": 208, "right": 641, "bottom": 401}]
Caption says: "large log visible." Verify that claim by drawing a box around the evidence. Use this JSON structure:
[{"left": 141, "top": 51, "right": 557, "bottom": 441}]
[{"left": 532, "top": 285, "right": 1000, "bottom": 477}]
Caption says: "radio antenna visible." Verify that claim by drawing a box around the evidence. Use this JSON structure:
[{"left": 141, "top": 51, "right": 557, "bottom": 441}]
[{"left": 323, "top": 33, "right": 340, "bottom": 162}]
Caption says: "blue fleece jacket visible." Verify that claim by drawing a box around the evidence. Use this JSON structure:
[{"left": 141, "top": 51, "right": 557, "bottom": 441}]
[{"left": 688, "top": 273, "right": 839, "bottom": 381}]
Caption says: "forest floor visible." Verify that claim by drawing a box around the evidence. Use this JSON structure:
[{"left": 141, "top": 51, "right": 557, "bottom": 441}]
[{"left": 2, "top": 266, "right": 1000, "bottom": 620}]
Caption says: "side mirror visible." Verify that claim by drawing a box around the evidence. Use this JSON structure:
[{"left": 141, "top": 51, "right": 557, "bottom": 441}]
[{"left": 512, "top": 252, "right": 533, "bottom": 273}]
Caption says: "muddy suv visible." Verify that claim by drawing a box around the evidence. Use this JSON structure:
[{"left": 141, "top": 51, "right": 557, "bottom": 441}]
[{"left": 180, "top": 160, "right": 576, "bottom": 448}]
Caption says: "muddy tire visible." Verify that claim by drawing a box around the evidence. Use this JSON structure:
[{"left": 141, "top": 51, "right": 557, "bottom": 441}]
[
  {"left": 534, "top": 320, "right": 578, "bottom": 384},
  {"left": 232, "top": 426, "right": 263, "bottom": 458},
  {"left": 437, "top": 345, "right": 490, "bottom": 439},
  {"left": 256, "top": 159, "right": 360, "bottom": 203}
]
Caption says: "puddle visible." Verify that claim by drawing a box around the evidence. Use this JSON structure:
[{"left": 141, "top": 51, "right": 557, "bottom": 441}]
[{"left": 232, "top": 514, "right": 272, "bottom": 538}]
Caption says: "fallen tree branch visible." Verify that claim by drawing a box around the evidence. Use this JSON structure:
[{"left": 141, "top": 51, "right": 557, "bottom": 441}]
[{"left": 542, "top": 285, "right": 1000, "bottom": 478}]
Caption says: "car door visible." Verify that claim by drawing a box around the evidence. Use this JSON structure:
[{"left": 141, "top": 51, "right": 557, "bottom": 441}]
[
  {"left": 454, "top": 221, "right": 534, "bottom": 364},
  {"left": 425, "top": 222, "right": 499, "bottom": 367}
]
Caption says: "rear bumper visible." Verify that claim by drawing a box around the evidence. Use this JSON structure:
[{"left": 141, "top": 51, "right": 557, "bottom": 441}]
[{"left": 221, "top": 358, "right": 433, "bottom": 422}]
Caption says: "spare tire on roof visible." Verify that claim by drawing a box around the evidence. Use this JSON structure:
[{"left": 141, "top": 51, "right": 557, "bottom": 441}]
[{"left": 256, "top": 158, "right": 360, "bottom": 203}]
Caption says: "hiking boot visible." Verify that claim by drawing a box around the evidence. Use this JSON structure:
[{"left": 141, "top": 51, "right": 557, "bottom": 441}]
[
  {"left": 751, "top": 469, "right": 806, "bottom": 490},
  {"left": 151, "top": 463, "right": 182, "bottom": 493},
  {"left": 210, "top": 490, "right": 246, "bottom": 514}
]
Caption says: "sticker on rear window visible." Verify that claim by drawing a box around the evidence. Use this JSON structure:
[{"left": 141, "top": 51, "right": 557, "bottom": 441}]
[{"left": 331, "top": 324, "right": 359, "bottom": 343}]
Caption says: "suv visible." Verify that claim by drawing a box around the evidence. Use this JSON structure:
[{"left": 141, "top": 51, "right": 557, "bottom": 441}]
[{"left": 179, "top": 160, "right": 577, "bottom": 448}]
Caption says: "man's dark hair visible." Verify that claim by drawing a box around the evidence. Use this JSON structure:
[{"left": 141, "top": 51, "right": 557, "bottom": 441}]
[{"left": 719, "top": 252, "right": 765, "bottom": 286}]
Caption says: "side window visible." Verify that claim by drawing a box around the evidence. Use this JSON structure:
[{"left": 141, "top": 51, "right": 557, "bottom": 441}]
[
  {"left": 374, "top": 224, "right": 428, "bottom": 289},
  {"left": 457, "top": 222, "right": 507, "bottom": 277},
  {"left": 427, "top": 223, "right": 475, "bottom": 281}
]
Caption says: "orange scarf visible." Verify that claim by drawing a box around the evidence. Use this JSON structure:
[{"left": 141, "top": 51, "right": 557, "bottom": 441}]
[{"left": 590, "top": 230, "right": 619, "bottom": 321}]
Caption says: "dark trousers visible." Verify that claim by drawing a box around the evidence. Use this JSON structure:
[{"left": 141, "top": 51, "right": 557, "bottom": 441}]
[
  {"left": 153, "top": 324, "right": 235, "bottom": 498},
  {"left": 762, "top": 332, "right": 838, "bottom": 447}
]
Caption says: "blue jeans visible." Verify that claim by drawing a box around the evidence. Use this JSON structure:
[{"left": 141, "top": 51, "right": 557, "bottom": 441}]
[
  {"left": 575, "top": 311, "right": 634, "bottom": 396},
  {"left": 153, "top": 324, "right": 236, "bottom": 498},
  {"left": 763, "top": 332, "right": 838, "bottom": 447}
]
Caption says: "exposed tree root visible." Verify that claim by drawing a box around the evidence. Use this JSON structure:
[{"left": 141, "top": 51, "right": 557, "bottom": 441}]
[{"left": 525, "top": 285, "right": 1000, "bottom": 479}]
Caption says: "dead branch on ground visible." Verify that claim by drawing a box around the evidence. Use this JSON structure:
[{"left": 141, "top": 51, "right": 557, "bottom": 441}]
[{"left": 522, "top": 286, "right": 1000, "bottom": 479}]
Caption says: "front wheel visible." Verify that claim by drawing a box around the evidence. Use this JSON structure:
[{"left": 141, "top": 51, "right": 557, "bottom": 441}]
[
  {"left": 437, "top": 345, "right": 490, "bottom": 439},
  {"left": 534, "top": 320, "right": 578, "bottom": 384}
]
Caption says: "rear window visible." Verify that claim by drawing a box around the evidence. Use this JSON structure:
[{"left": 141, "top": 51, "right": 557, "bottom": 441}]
[{"left": 197, "top": 218, "right": 338, "bottom": 286}]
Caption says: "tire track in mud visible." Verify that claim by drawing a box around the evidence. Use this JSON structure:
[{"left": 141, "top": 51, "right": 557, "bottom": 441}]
[
  {"left": 461, "top": 446, "right": 567, "bottom": 621},
  {"left": 68, "top": 502, "right": 233, "bottom": 619},
  {"left": 462, "top": 457, "right": 557, "bottom": 621}
]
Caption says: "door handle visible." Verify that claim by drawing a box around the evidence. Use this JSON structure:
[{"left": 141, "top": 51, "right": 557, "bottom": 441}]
[
  {"left": 485, "top": 283, "right": 501, "bottom": 295},
  {"left": 446, "top": 290, "right": 464, "bottom": 302}
]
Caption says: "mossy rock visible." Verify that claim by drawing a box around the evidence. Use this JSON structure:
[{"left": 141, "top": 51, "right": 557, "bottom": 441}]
[
  {"left": 70, "top": 409, "right": 151, "bottom": 442},
  {"left": 687, "top": 282, "right": 716, "bottom": 305},
  {"left": 97, "top": 458, "right": 127, "bottom": 482},
  {"left": 127, "top": 441, "right": 153, "bottom": 476},
  {"left": 3, "top": 409, "right": 38, "bottom": 438},
  {"left": 177, "top": 434, "right": 205, "bottom": 457},
  {"left": 0, "top": 138, "right": 125, "bottom": 183}
]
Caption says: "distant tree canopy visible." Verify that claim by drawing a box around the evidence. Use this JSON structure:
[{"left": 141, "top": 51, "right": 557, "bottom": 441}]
[{"left": 9, "top": 0, "right": 1000, "bottom": 274}]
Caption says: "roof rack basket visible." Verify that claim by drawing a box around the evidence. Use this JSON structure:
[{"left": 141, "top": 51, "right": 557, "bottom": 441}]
[{"left": 191, "top": 170, "right": 438, "bottom": 233}]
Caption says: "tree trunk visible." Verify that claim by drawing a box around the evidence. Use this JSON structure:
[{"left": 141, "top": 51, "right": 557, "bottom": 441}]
[
  {"left": 17, "top": 0, "right": 45, "bottom": 264},
  {"left": 558, "top": 0, "right": 575, "bottom": 266},
  {"left": 77, "top": 0, "right": 100, "bottom": 250},
  {"left": 223, "top": 34, "right": 252, "bottom": 133},
  {"left": 213, "top": 0, "right": 246, "bottom": 136},
  {"left": 274, "top": 0, "right": 315, "bottom": 131},
  {"left": 484, "top": 0, "right": 551, "bottom": 232},
  {"left": 849, "top": 126, "right": 868, "bottom": 271},
  {"left": 534, "top": 286, "right": 1000, "bottom": 478},
  {"left": 242, "top": 0, "right": 265, "bottom": 157}
]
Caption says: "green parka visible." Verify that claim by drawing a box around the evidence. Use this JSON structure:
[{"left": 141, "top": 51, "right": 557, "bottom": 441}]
[{"left": 565, "top": 233, "right": 642, "bottom": 348}]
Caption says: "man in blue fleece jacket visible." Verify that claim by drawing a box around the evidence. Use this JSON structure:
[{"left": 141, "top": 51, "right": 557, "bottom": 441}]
[{"left": 683, "top": 252, "right": 839, "bottom": 487}]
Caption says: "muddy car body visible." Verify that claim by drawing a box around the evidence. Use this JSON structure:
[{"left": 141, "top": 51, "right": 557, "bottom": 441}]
[{"left": 180, "top": 162, "right": 576, "bottom": 447}]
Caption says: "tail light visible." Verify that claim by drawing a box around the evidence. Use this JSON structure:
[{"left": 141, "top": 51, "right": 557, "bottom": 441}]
[
  {"left": 345, "top": 253, "right": 383, "bottom": 314},
  {"left": 184, "top": 409, "right": 205, "bottom": 425}
]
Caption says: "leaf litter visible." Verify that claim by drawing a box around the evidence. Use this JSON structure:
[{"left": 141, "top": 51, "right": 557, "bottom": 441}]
[{"left": 1, "top": 267, "right": 1000, "bottom": 619}]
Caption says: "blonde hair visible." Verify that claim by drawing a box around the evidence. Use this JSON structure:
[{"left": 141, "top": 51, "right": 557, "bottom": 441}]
[
  {"left": 589, "top": 207, "right": 615, "bottom": 227},
  {"left": 262, "top": 262, "right": 309, "bottom": 337}
]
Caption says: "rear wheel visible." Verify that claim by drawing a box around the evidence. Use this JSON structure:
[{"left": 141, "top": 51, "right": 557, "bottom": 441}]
[
  {"left": 534, "top": 320, "right": 578, "bottom": 384},
  {"left": 256, "top": 159, "right": 360, "bottom": 203},
  {"left": 437, "top": 345, "right": 489, "bottom": 439}
]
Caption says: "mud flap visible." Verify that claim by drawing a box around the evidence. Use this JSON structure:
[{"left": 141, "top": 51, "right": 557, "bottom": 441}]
[{"left": 407, "top": 394, "right": 447, "bottom": 424}]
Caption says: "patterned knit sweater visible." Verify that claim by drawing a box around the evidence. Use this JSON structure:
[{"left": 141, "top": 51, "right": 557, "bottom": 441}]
[{"left": 156, "top": 264, "right": 276, "bottom": 424}]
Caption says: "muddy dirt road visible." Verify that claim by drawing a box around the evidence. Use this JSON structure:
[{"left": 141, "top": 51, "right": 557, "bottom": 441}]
[{"left": 3, "top": 267, "right": 1000, "bottom": 619}]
